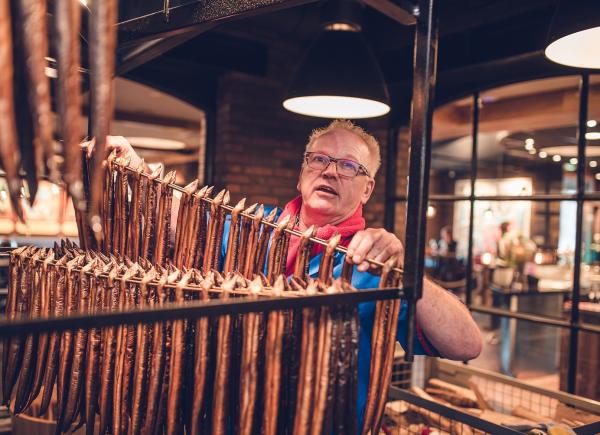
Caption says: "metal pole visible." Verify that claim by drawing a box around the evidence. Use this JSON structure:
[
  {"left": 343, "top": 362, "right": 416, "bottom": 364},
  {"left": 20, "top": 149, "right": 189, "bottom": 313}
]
[
  {"left": 384, "top": 119, "right": 399, "bottom": 232},
  {"left": 465, "top": 92, "right": 479, "bottom": 308},
  {"left": 402, "top": 0, "right": 439, "bottom": 361},
  {"left": 568, "top": 72, "right": 588, "bottom": 394}
]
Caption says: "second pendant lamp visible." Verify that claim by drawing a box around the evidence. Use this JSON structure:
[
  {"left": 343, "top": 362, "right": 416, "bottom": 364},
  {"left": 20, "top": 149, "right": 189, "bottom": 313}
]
[{"left": 283, "top": 0, "right": 390, "bottom": 119}]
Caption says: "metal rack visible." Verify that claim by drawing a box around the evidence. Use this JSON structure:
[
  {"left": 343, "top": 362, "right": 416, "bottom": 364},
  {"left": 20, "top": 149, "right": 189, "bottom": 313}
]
[
  {"left": 112, "top": 0, "right": 439, "bottom": 361},
  {"left": 0, "top": 284, "right": 402, "bottom": 337}
]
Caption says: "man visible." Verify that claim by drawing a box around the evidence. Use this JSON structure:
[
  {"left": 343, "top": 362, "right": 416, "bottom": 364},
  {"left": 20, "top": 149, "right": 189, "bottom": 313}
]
[{"left": 95, "top": 119, "right": 481, "bottom": 425}]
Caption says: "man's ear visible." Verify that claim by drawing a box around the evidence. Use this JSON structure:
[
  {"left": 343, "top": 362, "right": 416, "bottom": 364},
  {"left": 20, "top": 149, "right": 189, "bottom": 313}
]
[
  {"left": 297, "top": 165, "right": 305, "bottom": 192},
  {"left": 360, "top": 178, "right": 375, "bottom": 205}
]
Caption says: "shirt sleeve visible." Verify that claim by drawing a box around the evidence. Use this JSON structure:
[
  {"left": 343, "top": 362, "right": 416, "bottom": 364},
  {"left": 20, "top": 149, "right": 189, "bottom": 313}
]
[{"left": 337, "top": 257, "right": 440, "bottom": 358}]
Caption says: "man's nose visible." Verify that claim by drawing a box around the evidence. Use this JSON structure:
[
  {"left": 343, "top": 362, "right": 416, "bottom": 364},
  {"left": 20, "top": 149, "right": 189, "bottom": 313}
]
[{"left": 321, "top": 161, "right": 338, "bottom": 177}]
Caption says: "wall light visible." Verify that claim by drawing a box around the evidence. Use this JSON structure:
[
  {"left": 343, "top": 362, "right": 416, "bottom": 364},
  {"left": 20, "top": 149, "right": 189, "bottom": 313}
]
[
  {"left": 283, "top": 0, "right": 390, "bottom": 119},
  {"left": 586, "top": 132, "right": 600, "bottom": 141},
  {"left": 570, "top": 157, "right": 578, "bottom": 165},
  {"left": 552, "top": 155, "right": 561, "bottom": 162},
  {"left": 588, "top": 120, "right": 598, "bottom": 128},
  {"left": 545, "top": 0, "right": 600, "bottom": 69},
  {"left": 539, "top": 151, "right": 548, "bottom": 158},
  {"left": 591, "top": 160, "right": 598, "bottom": 168},
  {"left": 427, "top": 205, "right": 436, "bottom": 218}
]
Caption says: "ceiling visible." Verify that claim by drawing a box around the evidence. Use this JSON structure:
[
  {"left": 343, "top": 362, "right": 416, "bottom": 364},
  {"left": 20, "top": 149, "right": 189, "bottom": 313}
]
[{"left": 118, "top": 0, "right": 595, "bottom": 117}]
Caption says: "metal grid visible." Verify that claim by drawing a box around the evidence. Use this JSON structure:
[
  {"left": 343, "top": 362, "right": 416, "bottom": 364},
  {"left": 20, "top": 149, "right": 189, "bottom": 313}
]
[
  {"left": 469, "top": 376, "right": 559, "bottom": 418},
  {"left": 387, "top": 387, "right": 523, "bottom": 434}
]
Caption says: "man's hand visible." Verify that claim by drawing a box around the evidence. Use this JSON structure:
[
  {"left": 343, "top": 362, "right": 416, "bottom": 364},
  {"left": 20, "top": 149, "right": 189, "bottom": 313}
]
[
  {"left": 346, "top": 228, "right": 404, "bottom": 272},
  {"left": 80, "top": 135, "right": 144, "bottom": 170}
]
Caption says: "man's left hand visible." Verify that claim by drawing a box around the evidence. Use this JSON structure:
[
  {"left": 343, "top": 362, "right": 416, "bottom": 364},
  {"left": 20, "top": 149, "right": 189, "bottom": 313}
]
[{"left": 346, "top": 228, "right": 404, "bottom": 272}]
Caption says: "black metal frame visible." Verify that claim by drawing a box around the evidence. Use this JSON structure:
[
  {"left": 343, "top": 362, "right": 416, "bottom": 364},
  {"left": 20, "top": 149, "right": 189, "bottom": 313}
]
[
  {"left": 387, "top": 70, "right": 600, "bottom": 394},
  {"left": 0, "top": 287, "right": 402, "bottom": 337},
  {"left": 401, "top": 0, "right": 439, "bottom": 362},
  {"left": 388, "top": 386, "right": 524, "bottom": 434},
  {"left": 389, "top": 386, "right": 600, "bottom": 435}
]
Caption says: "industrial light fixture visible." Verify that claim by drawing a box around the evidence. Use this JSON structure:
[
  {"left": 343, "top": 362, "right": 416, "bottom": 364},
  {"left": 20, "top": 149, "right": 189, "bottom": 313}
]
[
  {"left": 283, "top": 0, "right": 390, "bottom": 119},
  {"left": 545, "top": 0, "right": 600, "bottom": 69}
]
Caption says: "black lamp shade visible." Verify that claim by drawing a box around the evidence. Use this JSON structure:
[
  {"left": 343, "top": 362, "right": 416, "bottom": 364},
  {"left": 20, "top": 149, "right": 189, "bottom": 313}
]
[
  {"left": 545, "top": 0, "right": 600, "bottom": 69},
  {"left": 283, "top": 29, "right": 390, "bottom": 119}
]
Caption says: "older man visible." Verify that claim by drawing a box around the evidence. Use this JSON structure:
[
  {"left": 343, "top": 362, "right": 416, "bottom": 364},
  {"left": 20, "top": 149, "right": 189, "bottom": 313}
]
[{"left": 97, "top": 120, "right": 481, "bottom": 425}]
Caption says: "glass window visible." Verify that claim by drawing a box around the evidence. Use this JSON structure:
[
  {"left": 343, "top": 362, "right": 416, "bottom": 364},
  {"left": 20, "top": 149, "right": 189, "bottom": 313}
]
[
  {"left": 477, "top": 77, "right": 580, "bottom": 196},
  {"left": 470, "top": 200, "right": 575, "bottom": 317},
  {"left": 430, "top": 96, "right": 473, "bottom": 195},
  {"left": 585, "top": 74, "right": 600, "bottom": 192}
]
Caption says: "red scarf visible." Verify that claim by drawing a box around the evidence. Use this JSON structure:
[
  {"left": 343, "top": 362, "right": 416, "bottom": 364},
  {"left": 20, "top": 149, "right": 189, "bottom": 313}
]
[{"left": 279, "top": 195, "right": 366, "bottom": 275}]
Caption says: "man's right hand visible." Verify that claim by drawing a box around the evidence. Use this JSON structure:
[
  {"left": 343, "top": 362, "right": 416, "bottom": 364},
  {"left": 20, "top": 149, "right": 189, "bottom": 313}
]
[{"left": 80, "top": 135, "right": 144, "bottom": 170}]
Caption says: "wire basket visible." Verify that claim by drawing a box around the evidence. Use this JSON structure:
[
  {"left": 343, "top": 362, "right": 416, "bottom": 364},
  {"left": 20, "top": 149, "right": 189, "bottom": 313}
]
[{"left": 384, "top": 360, "right": 600, "bottom": 435}]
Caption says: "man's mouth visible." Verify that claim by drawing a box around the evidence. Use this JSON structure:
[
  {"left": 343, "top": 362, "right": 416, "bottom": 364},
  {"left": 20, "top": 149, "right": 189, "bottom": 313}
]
[{"left": 314, "top": 185, "right": 338, "bottom": 196}]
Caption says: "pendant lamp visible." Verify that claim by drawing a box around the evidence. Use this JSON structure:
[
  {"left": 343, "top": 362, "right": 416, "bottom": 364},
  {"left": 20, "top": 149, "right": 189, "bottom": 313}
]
[
  {"left": 283, "top": 0, "right": 390, "bottom": 119},
  {"left": 545, "top": 0, "right": 600, "bottom": 69}
]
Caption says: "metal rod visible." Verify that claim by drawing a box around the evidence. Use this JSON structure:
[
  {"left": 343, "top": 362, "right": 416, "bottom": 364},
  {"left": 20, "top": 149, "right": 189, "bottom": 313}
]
[
  {"left": 402, "top": 0, "right": 439, "bottom": 361},
  {"left": 465, "top": 92, "right": 479, "bottom": 308},
  {"left": 468, "top": 306, "right": 600, "bottom": 333},
  {"left": 110, "top": 160, "right": 404, "bottom": 275},
  {"left": 384, "top": 120, "right": 399, "bottom": 232},
  {"left": 568, "top": 72, "right": 588, "bottom": 395},
  {"left": 424, "top": 194, "right": 578, "bottom": 202},
  {"left": 394, "top": 192, "right": 600, "bottom": 202},
  {"left": 0, "top": 288, "right": 402, "bottom": 337},
  {"left": 388, "top": 387, "right": 523, "bottom": 434}
]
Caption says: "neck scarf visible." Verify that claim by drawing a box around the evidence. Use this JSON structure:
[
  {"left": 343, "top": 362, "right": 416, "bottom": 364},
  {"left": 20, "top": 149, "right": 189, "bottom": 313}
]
[{"left": 279, "top": 195, "right": 366, "bottom": 276}]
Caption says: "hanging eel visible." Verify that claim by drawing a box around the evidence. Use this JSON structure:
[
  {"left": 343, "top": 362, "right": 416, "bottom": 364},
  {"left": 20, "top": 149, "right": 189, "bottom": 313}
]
[
  {"left": 265, "top": 215, "right": 290, "bottom": 284},
  {"left": 112, "top": 265, "right": 139, "bottom": 435},
  {"left": 242, "top": 205, "right": 265, "bottom": 279},
  {"left": 173, "top": 180, "right": 199, "bottom": 267},
  {"left": 166, "top": 270, "right": 193, "bottom": 435},
  {"left": 254, "top": 208, "right": 278, "bottom": 276},
  {"left": 235, "top": 203, "right": 258, "bottom": 274},
  {"left": 39, "top": 254, "right": 69, "bottom": 416},
  {"left": 142, "top": 270, "right": 169, "bottom": 435},
  {"left": 26, "top": 249, "right": 55, "bottom": 409},
  {"left": 98, "top": 264, "right": 124, "bottom": 434},
  {"left": 292, "top": 280, "right": 319, "bottom": 435},
  {"left": 88, "top": 0, "right": 118, "bottom": 243},
  {"left": 210, "top": 276, "right": 236, "bottom": 435},
  {"left": 140, "top": 164, "right": 163, "bottom": 260},
  {"left": 202, "top": 189, "right": 226, "bottom": 274},
  {"left": 13, "top": 249, "right": 46, "bottom": 414},
  {"left": 61, "top": 258, "right": 97, "bottom": 430},
  {"left": 223, "top": 198, "right": 246, "bottom": 274},
  {"left": 153, "top": 171, "right": 177, "bottom": 266},
  {"left": 84, "top": 261, "right": 111, "bottom": 435},
  {"left": 237, "top": 276, "right": 263, "bottom": 435},
  {"left": 14, "top": 0, "right": 55, "bottom": 183},
  {"left": 54, "top": 0, "right": 85, "bottom": 211},
  {"left": 261, "top": 276, "right": 286, "bottom": 435},
  {"left": 0, "top": 0, "right": 24, "bottom": 221},
  {"left": 127, "top": 160, "right": 147, "bottom": 261}
]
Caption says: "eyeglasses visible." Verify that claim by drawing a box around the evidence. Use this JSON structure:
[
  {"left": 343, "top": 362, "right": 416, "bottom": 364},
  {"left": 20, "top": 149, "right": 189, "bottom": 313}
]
[{"left": 304, "top": 152, "right": 371, "bottom": 178}]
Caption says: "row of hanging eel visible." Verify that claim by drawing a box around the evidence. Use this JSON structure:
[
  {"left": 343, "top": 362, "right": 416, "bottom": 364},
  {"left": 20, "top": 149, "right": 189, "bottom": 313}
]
[
  {"left": 2, "top": 240, "right": 400, "bottom": 435},
  {"left": 100, "top": 157, "right": 296, "bottom": 283},
  {"left": 0, "top": 0, "right": 119, "bottom": 250}
]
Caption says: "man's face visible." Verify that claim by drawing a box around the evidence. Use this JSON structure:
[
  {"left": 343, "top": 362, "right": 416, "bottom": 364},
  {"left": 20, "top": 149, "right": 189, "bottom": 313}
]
[{"left": 297, "top": 129, "right": 375, "bottom": 225}]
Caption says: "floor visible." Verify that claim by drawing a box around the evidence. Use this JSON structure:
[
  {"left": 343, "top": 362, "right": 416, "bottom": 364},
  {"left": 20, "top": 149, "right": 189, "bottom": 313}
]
[{"left": 468, "top": 311, "right": 561, "bottom": 391}]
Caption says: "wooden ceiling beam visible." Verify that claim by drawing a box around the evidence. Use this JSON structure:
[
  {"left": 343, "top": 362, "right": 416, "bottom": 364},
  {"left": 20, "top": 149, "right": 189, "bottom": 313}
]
[
  {"left": 362, "top": 0, "right": 416, "bottom": 26},
  {"left": 433, "top": 83, "right": 600, "bottom": 142}
]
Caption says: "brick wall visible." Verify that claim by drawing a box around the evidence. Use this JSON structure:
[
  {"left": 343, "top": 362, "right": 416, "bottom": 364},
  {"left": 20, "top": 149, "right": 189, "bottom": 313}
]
[{"left": 214, "top": 71, "right": 408, "bottom": 231}]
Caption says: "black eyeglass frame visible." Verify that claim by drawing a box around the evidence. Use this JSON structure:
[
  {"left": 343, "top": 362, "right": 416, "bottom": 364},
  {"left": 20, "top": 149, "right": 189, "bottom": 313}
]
[{"left": 303, "top": 151, "right": 371, "bottom": 178}]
